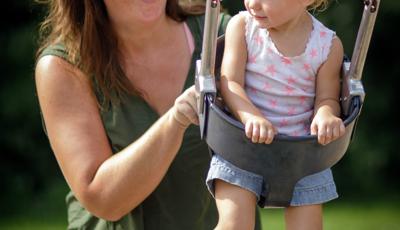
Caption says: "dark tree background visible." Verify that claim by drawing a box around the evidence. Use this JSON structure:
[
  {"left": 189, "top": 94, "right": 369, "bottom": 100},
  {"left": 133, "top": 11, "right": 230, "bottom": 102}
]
[{"left": 0, "top": 0, "right": 398, "bottom": 219}]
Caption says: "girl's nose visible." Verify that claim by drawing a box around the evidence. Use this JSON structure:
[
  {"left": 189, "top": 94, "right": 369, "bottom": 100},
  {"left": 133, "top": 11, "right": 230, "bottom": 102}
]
[{"left": 247, "top": 0, "right": 262, "bottom": 11}]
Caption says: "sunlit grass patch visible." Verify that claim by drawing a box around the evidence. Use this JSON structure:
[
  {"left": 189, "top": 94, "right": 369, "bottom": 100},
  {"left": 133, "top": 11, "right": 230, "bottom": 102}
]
[{"left": 259, "top": 199, "right": 400, "bottom": 230}]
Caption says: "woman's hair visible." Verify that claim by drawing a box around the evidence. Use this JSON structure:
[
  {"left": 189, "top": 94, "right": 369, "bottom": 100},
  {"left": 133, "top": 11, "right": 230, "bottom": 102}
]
[
  {"left": 309, "top": 0, "right": 330, "bottom": 11},
  {"left": 36, "top": 0, "right": 198, "bottom": 107}
]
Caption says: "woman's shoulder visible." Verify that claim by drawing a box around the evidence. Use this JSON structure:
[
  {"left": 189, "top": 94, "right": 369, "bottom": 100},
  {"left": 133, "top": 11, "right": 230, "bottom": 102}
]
[
  {"left": 36, "top": 42, "right": 79, "bottom": 75},
  {"left": 35, "top": 44, "right": 88, "bottom": 93},
  {"left": 218, "top": 12, "right": 232, "bottom": 33},
  {"left": 38, "top": 43, "right": 73, "bottom": 64},
  {"left": 36, "top": 42, "right": 86, "bottom": 86},
  {"left": 35, "top": 56, "right": 88, "bottom": 99}
]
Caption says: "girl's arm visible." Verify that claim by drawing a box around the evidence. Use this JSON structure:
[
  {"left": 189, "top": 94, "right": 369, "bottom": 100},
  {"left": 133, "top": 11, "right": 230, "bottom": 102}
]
[
  {"left": 311, "top": 37, "right": 346, "bottom": 145},
  {"left": 35, "top": 56, "right": 198, "bottom": 221},
  {"left": 220, "top": 14, "right": 276, "bottom": 144}
]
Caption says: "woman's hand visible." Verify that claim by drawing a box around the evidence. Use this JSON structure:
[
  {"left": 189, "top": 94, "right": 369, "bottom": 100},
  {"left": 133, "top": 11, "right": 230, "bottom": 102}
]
[
  {"left": 171, "top": 85, "right": 199, "bottom": 129},
  {"left": 244, "top": 115, "right": 276, "bottom": 144},
  {"left": 311, "top": 107, "right": 345, "bottom": 145}
]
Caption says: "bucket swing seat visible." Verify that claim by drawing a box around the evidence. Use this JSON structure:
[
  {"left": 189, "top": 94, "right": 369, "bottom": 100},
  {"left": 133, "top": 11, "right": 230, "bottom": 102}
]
[{"left": 195, "top": 0, "right": 381, "bottom": 207}]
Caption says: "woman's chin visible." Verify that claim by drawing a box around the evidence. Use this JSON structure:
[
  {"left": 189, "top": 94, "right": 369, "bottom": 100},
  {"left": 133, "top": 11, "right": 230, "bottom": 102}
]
[{"left": 136, "top": 7, "right": 165, "bottom": 22}]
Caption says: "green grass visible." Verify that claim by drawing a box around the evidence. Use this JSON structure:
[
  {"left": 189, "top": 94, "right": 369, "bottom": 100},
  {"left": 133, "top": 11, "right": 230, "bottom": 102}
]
[
  {"left": 1, "top": 200, "right": 399, "bottom": 229},
  {"left": 0, "top": 220, "right": 66, "bottom": 230},
  {"left": 260, "top": 200, "right": 400, "bottom": 230}
]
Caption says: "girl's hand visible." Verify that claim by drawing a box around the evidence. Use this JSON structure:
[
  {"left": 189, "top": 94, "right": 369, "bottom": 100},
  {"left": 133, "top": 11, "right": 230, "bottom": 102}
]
[
  {"left": 244, "top": 115, "right": 276, "bottom": 144},
  {"left": 171, "top": 85, "right": 199, "bottom": 129},
  {"left": 310, "top": 107, "right": 345, "bottom": 145}
]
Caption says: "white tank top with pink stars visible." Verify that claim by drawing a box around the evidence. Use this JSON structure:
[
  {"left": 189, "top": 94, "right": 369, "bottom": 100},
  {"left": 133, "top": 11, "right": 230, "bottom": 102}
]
[{"left": 241, "top": 11, "right": 336, "bottom": 136}]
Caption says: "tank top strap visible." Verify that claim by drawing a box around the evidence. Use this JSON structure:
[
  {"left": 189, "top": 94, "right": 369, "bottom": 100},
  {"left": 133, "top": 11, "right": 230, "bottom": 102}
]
[{"left": 183, "top": 22, "right": 195, "bottom": 54}]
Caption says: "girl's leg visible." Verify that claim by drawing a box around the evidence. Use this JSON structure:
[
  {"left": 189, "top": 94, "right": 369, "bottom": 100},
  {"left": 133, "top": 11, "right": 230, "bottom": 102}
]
[
  {"left": 284, "top": 204, "right": 323, "bottom": 230},
  {"left": 214, "top": 179, "right": 257, "bottom": 230}
]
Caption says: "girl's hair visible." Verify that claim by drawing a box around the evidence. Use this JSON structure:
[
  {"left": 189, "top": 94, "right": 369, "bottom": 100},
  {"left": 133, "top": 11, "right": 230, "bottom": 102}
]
[
  {"left": 309, "top": 0, "right": 330, "bottom": 11},
  {"left": 36, "top": 0, "right": 199, "bottom": 107}
]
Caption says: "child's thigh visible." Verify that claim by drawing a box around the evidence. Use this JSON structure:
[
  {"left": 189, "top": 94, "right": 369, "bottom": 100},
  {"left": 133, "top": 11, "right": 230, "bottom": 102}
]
[{"left": 214, "top": 179, "right": 258, "bottom": 208}]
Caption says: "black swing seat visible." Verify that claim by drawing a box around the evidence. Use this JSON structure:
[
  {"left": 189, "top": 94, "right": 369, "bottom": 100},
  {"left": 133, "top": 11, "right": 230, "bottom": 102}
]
[
  {"left": 200, "top": 36, "right": 364, "bottom": 208},
  {"left": 204, "top": 94, "right": 361, "bottom": 207}
]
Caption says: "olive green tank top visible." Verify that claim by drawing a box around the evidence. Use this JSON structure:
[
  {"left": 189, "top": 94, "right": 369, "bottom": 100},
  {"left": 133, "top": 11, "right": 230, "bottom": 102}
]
[{"left": 39, "top": 14, "right": 265, "bottom": 230}]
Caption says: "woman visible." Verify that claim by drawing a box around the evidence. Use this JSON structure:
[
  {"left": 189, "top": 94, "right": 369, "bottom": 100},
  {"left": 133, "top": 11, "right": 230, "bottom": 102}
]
[{"left": 34, "top": 0, "right": 242, "bottom": 229}]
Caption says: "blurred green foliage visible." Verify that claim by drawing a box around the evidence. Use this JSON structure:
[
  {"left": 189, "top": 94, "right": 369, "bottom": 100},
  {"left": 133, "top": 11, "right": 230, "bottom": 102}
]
[
  {"left": 1, "top": 0, "right": 398, "bottom": 220},
  {"left": 0, "top": 0, "right": 68, "bottom": 217}
]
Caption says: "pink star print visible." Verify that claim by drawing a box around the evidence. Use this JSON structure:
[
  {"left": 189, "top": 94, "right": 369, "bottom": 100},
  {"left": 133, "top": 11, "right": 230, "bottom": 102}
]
[
  {"left": 299, "top": 95, "right": 307, "bottom": 105},
  {"left": 287, "top": 106, "right": 296, "bottom": 115},
  {"left": 265, "top": 64, "right": 276, "bottom": 76},
  {"left": 310, "top": 48, "right": 317, "bottom": 58},
  {"left": 248, "top": 54, "right": 257, "bottom": 64},
  {"left": 286, "top": 76, "right": 296, "bottom": 85},
  {"left": 269, "top": 99, "right": 278, "bottom": 108},
  {"left": 263, "top": 82, "right": 272, "bottom": 90},
  {"left": 248, "top": 86, "right": 257, "bottom": 94},
  {"left": 320, "top": 31, "right": 327, "bottom": 38},
  {"left": 279, "top": 118, "right": 289, "bottom": 127},
  {"left": 303, "top": 63, "right": 311, "bottom": 72},
  {"left": 305, "top": 75, "right": 313, "bottom": 81},
  {"left": 281, "top": 57, "right": 292, "bottom": 65},
  {"left": 254, "top": 35, "right": 263, "bottom": 45},
  {"left": 285, "top": 86, "right": 295, "bottom": 95}
]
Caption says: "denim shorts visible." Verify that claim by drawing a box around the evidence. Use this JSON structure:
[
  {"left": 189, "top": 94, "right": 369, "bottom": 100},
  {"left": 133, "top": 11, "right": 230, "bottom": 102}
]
[{"left": 206, "top": 154, "right": 338, "bottom": 207}]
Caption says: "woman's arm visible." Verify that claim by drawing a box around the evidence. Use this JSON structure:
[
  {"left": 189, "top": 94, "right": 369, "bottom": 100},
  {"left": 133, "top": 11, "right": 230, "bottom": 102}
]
[
  {"left": 220, "top": 14, "right": 276, "bottom": 144},
  {"left": 35, "top": 55, "right": 198, "bottom": 221},
  {"left": 311, "top": 37, "right": 346, "bottom": 145}
]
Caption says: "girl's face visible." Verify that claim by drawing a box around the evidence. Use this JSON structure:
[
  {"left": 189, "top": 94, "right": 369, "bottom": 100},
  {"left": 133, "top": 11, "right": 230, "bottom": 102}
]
[
  {"left": 104, "top": 0, "right": 168, "bottom": 26},
  {"left": 244, "top": 0, "right": 308, "bottom": 29}
]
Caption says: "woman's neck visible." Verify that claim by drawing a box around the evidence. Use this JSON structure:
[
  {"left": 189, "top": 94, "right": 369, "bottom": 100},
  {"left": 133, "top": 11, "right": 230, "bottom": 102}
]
[{"left": 113, "top": 14, "right": 181, "bottom": 57}]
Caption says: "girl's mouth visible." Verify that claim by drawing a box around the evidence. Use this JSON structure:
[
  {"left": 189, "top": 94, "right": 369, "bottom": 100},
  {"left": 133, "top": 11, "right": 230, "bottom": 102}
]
[{"left": 251, "top": 13, "right": 267, "bottom": 20}]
